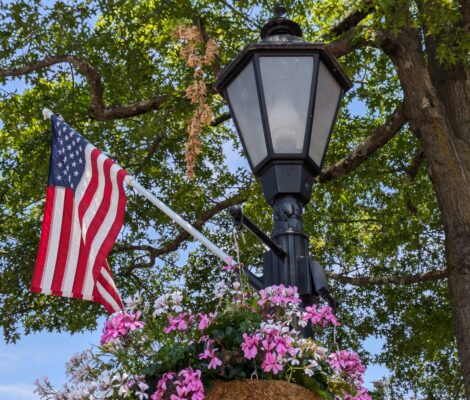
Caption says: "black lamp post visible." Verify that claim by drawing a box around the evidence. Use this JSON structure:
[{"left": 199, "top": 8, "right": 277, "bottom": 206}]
[{"left": 214, "top": 6, "right": 352, "bottom": 309}]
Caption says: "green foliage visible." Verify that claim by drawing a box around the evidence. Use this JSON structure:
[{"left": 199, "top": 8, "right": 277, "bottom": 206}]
[{"left": 0, "top": 0, "right": 468, "bottom": 398}]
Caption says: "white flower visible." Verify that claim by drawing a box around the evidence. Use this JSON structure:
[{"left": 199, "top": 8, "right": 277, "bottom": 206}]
[
  {"left": 171, "top": 292, "right": 183, "bottom": 304},
  {"left": 307, "top": 359, "right": 319, "bottom": 369},
  {"left": 135, "top": 382, "right": 149, "bottom": 400},
  {"left": 113, "top": 372, "right": 130, "bottom": 396},
  {"left": 298, "top": 318, "right": 308, "bottom": 328},
  {"left": 233, "top": 281, "right": 241, "bottom": 290},
  {"left": 289, "top": 357, "right": 300, "bottom": 366},
  {"left": 125, "top": 291, "right": 143, "bottom": 310},
  {"left": 153, "top": 295, "right": 170, "bottom": 316},
  {"left": 173, "top": 305, "right": 183, "bottom": 313},
  {"left": 305, "top": 367, "right": 314, "bottom": 377},
  {"left": 96, "top": 371, "right": 113, "bottom": 396},
  {"left": 112, "top": 372, "right": 128, "bottom": 383}
]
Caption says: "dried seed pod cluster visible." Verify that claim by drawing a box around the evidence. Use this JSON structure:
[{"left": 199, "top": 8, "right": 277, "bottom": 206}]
[{"left": 174, "top": 25, "right": 219, "bottom": 178}]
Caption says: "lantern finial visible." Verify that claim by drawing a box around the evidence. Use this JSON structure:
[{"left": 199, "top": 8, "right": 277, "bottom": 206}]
[
  {"left": 273, "top": 4, "right": 286, "bottom": 18},
  {"left": 260, "top": 4, "right": 302, "bottom": 39}
]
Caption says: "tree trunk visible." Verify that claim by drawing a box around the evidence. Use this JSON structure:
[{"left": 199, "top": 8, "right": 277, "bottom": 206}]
[{"left": 381, "top": 24, "right": 470, "bottom": 398}]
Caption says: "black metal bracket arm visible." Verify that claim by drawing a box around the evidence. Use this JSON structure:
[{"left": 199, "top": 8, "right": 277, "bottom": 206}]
[
  {"left": 241, "top": 265, "right": 264, "bottom": 290},
  {"left": 229, "top": 203, "right": 339, "bottom": 312},
  {"left": 229, "top": 205, "right": 287, "bottom": 259}
]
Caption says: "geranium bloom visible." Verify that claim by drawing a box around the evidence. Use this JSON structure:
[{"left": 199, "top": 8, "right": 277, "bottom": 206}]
[
  {"left": 258, "top": 285, "right": 301, "bottom": 307},
  {"left": 100, "top": 312, "right": 145, "bottom": 345},
  {"left": 262, "top": 352, "right": 283, "bottom": 374},
  {"left": 241, "top": 333, "right": 260, "bottom": 359},
  {"left": 199, "top": 340, "right": 223, "bottom": 369},
  {"left": 303, "top": 305, "right": 340, "bottom": 328},
  {"left": 328, "top": 350, "right": 366, "bottom": 381},
  {"left": 112, "top": 372, "right": 130, "bottom": 397},
  {"left": 197, "top": 312, "right": 216, "bottom": 330},
  {"left": 171, "top": 368, "right": 204, "bottom": 400},
  {"left": 164, "top": 313, "right": 193, "bottom": 334},
  {"left": 125, "top": 311, "right": 145, "bottom": 331},
  {"left": 151, "top": 372, "right": 175, "bottom": 400},
  {"left": 344, "top": 387, "right": 373, "bottom": 400},
  {"left": 135, "top": 381, "right": 149, "bottom": 400}
]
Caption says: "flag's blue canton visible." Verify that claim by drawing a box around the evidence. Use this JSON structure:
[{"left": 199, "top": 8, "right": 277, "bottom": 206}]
[{"left": 48, "top": 115, "right": 89, "bottom": 193}]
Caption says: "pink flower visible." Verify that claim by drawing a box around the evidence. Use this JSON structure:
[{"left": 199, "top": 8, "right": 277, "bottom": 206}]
[
  {"left": 208, "top": 355, "right": 222, "bottom": 369},
  {"left": 151, "top": 372, "right": 175, "bottom": 400},
  {"left": 197, "top": 312, "right": 216, "bottom": 330},
  {"left": 262, "top": 352, "right": 283, "bottom": 374},
  {"left": 303, "top": 305, "right": 340, "bottom": 328},
  {"left": 344, "top": 387, "right": 373, "bottom": 400},
  {"left": 258, "top": 285, "right": 301, "bottom": 307},
  {"left": 170, "top": 368, "right": 204, "bottom": 399},
  {"left": 328, "top": 350, "right": 366, "bottom": 381},
  {"left": 100, "top": 312, "right": 145, "bottom": 345},
  {"left": 199, "top": 340, "right": 223, "bottom": 370},
  {"left": 126, "top": 311, "right": 145, "bottom": 331},
  {"left": 164, "top": 313, "right": 193, "bottom": 334},
  {"left": 241, "top": 333, "right": 260, "bottom": 360}
]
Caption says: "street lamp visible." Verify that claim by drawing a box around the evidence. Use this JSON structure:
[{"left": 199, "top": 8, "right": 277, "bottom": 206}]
[{"left": 215, "top": 6, "right": 352, "bottom": 308}]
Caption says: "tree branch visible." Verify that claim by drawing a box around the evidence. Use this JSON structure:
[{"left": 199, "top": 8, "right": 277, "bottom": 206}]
[
  {"left": 116, "top": 194, "right": 244, "bottom": 275},
  {"left": 0, "top": 55, "right": 177, "bottom": 121},
  {"left": 318, "top": 102, "right": 406, "bottom": 183},
  {"left": 405, "top": 147, "right": 425, "bottom": 181},
  {"left": 328, "top": 268, "right": 448, "bottom": 286},
  {"left": 210, "top": 112, "right": 231, "bottom": 126},
  {"left": 330, "top": 0, "right": 375, "bottom": 37}
]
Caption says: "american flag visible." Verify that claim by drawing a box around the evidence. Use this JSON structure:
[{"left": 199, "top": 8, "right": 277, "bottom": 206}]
[{"left": 31, "top": 114, "right": 126, "bottom": 313}]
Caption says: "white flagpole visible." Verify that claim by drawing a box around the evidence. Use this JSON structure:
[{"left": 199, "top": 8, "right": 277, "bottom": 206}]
[
  {"left": 42, "top": 108, "right": 234, "bottom": 267},
  {"left": 125, "top": 176, "right": 233, "bottom": 266}
]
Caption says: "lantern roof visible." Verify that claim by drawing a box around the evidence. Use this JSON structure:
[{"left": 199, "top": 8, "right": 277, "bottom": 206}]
[{"left": 214, "top": 10, "right": 353, "bottom": 94}]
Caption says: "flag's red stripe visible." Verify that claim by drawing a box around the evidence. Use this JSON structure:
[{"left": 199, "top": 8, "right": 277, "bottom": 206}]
[
  {"left": 78, "top": 149, "right": 101, "bottom": 221},
  {"left": 72, "top": 158, "right": 114, "bottom": 296},
  {"left": 31, "top": 186, "right": 56, "bottom": 292},
  {"left": 93, "top": 286, "right": 116, "bottom": 314},
  {"left": 50, "top": 189, "right": 74, "bottom": 295},
  {"left": 97, "top": 268, "right": 124, "bottom": 309},
  {"left": 91, "top": 169, "right": 128, "bottom": 288}
]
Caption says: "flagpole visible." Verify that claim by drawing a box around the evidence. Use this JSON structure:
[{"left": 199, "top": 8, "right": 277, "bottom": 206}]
[
  {"left": 125, "top": 176, "right": 233, "bottom": 266},
  {"left": 41, "top": 108, "right": 234, "bottom": 267}
]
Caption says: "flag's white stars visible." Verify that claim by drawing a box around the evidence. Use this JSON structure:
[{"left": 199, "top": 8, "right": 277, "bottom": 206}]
[
  {"left": 72, "top": 161, "right": 77, "bottom": 167},
  {"left": 78, "top": 158, "right": 83, "bottom": 164},
  {"left": 64, "top": 135, "right": 69, "bottom": 141},
  {"left": 76, "top": 150, "right": 79, "bottom": 156},
  {"left": 58, "top": 162, "right": 63, "bottom": 168},
  {"left": 73, "top": 170, "right": 79, "bottom": 176},
  {"left": 67, "top": 144, "right": 72, "bottom": 151},
  {"left": 57, "top": 174, "right": 62, "bottom": 180},
  {"left": 70, "top": 152, "right": 75, "bottom": 159},
  {"left": 71, "top": 183, "right": 74, "bottom": 189}
]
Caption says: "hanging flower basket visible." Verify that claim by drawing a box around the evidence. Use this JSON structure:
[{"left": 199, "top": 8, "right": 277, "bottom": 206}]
[
  {"left": 205, "top": 379, "right": 322, "bottom": 400},
  {"left": 34, "top": 268, "right": 371, "bottom": 400}
]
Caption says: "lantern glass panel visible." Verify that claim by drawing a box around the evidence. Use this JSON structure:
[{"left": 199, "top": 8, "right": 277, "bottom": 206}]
[
  {"left": 309, "top": 61, "right": 342, "bottom": 166},
  {"left": 226, "top": 60, "right": 268, "bottom": 168},
  {"left": 259, "top": 56, "right": 314, "bottom": 154}
]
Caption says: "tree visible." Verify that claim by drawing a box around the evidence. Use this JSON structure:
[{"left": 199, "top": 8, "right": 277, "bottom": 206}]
[{"left": 0, "top": 0, "right": 468, "bottom": 398}]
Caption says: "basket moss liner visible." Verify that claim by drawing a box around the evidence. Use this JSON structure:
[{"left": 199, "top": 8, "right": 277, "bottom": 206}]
[{"left": 205, "top": 379, "right": 322, "bottom": 400}]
